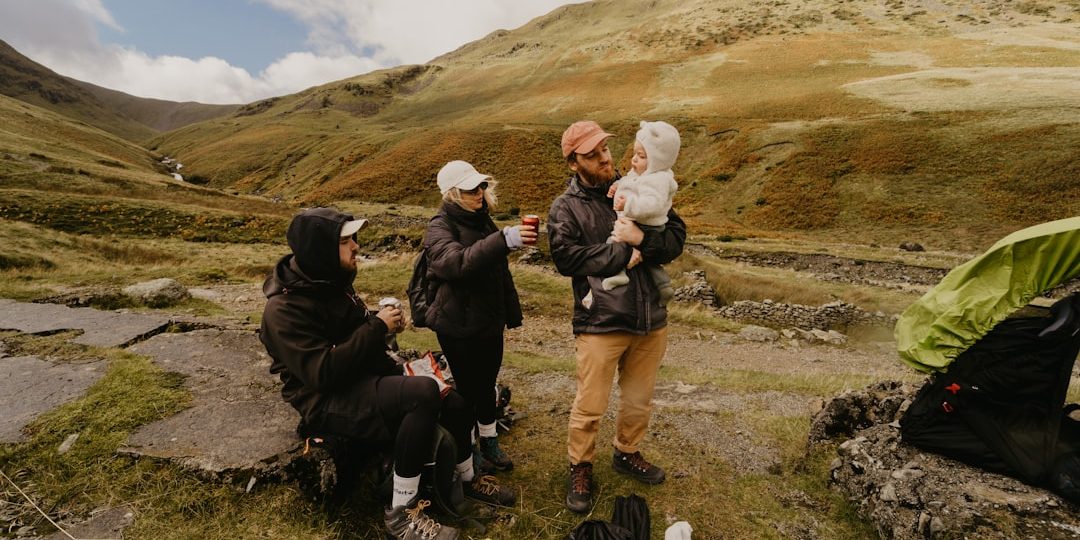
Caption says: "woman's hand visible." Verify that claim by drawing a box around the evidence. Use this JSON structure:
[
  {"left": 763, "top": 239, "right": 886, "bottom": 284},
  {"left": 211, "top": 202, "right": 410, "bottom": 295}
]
[
  {"left": 504, "top": 225, "right": 537, "bottom": 249},
  {"left": 377, "top": 305, "right": 404, "bottom": 333},
  {"left": 517, "top": 224, "right": 538, "bottom": 244}
]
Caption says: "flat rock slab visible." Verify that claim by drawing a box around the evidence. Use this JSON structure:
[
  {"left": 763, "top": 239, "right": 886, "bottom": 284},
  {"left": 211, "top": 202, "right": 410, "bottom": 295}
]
[
  {"left": 0, "top": 355, "right": 106, "bottom": 443},
  {"left": 120, "top": 329, "right": 300, "bottom": 481},
  {"left": 38, "top": 506, "right": 134, "bottom": 540},
  {"left": 0, "top": 299, "right": 169, "bottom": 348}
]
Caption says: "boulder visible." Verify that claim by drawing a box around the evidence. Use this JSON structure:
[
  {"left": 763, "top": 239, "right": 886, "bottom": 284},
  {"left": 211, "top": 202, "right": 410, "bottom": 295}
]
[
  {"left": 739, "top": 324, "right": 780, "bottom": 342},
  {"left": 122, "top": 278, "right": 190, "bottom": 307}
]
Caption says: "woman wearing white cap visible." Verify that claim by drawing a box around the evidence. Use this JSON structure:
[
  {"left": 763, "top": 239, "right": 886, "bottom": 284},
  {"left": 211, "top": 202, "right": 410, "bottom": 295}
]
[{"left": 421, "top": 160, "right": 537, "bottom": 482}]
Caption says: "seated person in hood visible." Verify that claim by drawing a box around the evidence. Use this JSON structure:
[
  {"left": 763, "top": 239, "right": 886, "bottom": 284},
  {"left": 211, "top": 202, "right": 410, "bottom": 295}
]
[{"left": 260, "top": 207, "right": 515, "bottom": 540}]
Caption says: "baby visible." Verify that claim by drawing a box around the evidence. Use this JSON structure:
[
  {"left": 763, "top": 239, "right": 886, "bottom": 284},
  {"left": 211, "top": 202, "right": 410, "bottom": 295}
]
[{"left": 602, "top": 120, "right": 679, "bottom": 304}]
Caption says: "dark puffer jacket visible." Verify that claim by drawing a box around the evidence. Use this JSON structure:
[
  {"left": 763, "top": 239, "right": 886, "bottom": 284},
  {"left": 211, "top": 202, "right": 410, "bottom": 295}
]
[
  {"left": 260, "top": 208, "right": 396, "bottom": 440},
  {"left": 423, "top": 200, "right": 523, "bottom": 338},
  {"left": 547, "top": 175, "right": 686, "bottom": 335}
]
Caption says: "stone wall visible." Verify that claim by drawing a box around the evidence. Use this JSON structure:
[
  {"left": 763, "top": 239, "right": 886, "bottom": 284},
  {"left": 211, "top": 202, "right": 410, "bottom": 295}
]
[
  {"left": 715, "top": 299, "right": 895, "bottom": 330},
  {"left": 674, "top": 270, "right": 896, "bottom": 330}
]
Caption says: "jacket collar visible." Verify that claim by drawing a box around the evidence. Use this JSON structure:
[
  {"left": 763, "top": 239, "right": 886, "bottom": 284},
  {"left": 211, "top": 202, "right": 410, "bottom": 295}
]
[{"left": 566, "top": 172, "right": 620, "bottom": 202}]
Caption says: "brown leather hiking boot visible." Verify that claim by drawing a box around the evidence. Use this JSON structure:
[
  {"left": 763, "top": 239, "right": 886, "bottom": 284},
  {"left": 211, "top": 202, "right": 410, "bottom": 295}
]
[
  {"left": 565, "top": 462, "right": 593, "bottom": 513},
  {"left": 463, "top": 474, "right": 516, "bottom": 506},
  {"left": 612, "top": 450, "right": 666, "bottom": 484},
  {"left": 478, "top": 436, "right": 513, "bottom": 471},
  {"left": 384, "top": 499, "right": 459, "bottom": 540}
]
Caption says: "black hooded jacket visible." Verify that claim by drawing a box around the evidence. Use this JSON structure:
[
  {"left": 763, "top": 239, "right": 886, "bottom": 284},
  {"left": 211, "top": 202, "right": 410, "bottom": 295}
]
[
  {"left": 423, "top": 200, "right": 523, "bottom": 338},
  {"left": 547, "top": 175, "right": 686, "bottom": 334},
  {"left": 260, "top": 208, "right": 397, "bottom": 433}
]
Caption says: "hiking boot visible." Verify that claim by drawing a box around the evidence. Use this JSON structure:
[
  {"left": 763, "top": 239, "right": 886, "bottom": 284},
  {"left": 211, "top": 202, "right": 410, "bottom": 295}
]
[
  {"left": 384, "top": 499, "right": 459, "bottom": 540},
  {"left": 472, "top": 450, "right": 496, "bottom": 476},
  {"left": 478, "top": 436, "right": 513, "bottom": 471},
  {"left": 463, "top": 474, "right": 517, "bottom": 507},
  {"left": 612, "top": 450, "right": 666, "bottom": 484},
  {"left": 565, "top": 462, "right": 593, "bottom": 513}
]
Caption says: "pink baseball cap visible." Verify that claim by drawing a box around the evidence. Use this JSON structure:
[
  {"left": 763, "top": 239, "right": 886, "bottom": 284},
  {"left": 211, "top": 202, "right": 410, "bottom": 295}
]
[{"left": 561, "top": 120, "right": 614, "bottom": 158}]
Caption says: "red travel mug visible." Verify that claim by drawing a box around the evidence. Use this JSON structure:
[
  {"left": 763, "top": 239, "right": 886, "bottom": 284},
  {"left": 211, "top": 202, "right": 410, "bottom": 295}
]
[{"left": 522, "top": 214, "right": 539, "bottom": 245}]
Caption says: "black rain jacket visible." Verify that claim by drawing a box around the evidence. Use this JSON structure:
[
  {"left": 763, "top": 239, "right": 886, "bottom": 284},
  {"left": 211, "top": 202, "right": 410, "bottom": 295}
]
[
  {"left": 260, "top": 208, "right": 396, "bottom": 439},
  {"left": 547, "top": 175, "right": 686, "bottom": 334},
  {"left": 423, "top": 200, "right": 523, "bottom": 338}
]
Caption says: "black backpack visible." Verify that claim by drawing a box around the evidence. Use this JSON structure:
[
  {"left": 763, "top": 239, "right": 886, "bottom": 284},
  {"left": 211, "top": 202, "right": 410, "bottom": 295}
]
[
  {"left": 409, "top": 216, "right": 457, "bottom": 328},
  {"left": 901, "top": 294, "right": 1080, "bottom": 501},
  {"left": 407, "top": 248, "right": 435, "bottom": 328}
]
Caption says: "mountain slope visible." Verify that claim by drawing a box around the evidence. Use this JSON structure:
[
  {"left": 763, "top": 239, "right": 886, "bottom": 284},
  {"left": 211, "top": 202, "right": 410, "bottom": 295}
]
[
  {"left": 0, "top": 93, "right": 290, "bottom": 243},
  {"left": 72, "top": 78, "right": 238, "bottom": 132},
  {"left": 0, "top": 40, "right": 236, "bottom": 141},
  {"left": 151, "top": 0, "right": 1080, "bottom": 249}
]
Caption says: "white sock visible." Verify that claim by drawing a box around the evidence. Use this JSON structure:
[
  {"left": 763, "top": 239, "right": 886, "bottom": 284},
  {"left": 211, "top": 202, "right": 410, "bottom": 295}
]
[
  {"left": 456, "top": 457, "right": 475, "bottom": 482},
  {"left": 478, "top": 422, "right": 497, "bottom": 438},
  {"left": 391, "top": 473, "right": 421, "bottom": 509}
]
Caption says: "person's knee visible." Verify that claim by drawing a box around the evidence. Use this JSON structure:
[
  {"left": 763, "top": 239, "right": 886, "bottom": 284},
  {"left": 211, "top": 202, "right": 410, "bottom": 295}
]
[
  {"left": 441, "top": 388, "right": 468, "bottom": 414},
  {"left": 401, "top": 377, "right": 441, "bottom": 413}
]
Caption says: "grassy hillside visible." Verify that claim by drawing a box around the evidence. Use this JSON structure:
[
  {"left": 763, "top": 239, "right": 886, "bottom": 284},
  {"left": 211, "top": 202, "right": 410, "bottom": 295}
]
[
  {"left": 149, "top": 0, "right": 1080, "bottom": 250},
  {"left": 73, "top": 78, "right": 239, "bottom": 132},
  {"left": 0, "top": 93, "right": 293, "bottom": 278},
  {"left": 0, "top": 39, "right": 235, "bottom": 142}
]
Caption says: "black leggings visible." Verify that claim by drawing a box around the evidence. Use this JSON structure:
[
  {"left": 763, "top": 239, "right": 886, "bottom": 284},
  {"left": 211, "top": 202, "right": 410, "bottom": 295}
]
[
  {"left": 437, "top": 332, "right": 504, "bottom": 428},
  {"left": 374, "top": 376, "right": 472, "bottom": 478}
]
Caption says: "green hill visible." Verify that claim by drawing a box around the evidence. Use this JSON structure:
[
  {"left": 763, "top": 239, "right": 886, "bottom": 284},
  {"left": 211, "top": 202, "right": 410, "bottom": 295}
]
[
  {"left": 72, "top": 78, "right": 238, "bottom": 133},
  {"left": 0, "top": 93, "right": 291, "bottom": 246},
  {"left": 149, "top": 0, "right": 1080, "bottom": 250},
  {"left": 0, "top": 39, "right": 236, "bottom": 142}
]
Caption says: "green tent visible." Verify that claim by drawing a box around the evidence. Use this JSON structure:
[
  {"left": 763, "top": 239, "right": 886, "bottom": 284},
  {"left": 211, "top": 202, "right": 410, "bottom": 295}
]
[{"left": 896, "top": 217, "right": 1080, "bottom": 373}]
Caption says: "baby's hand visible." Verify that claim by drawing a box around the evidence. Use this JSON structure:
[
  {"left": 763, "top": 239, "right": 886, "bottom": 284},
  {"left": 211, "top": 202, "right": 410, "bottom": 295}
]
[
  {"left": 613, "top": 195, "right": 626, "bottom": 212},
  {"left": 606, "top": 183, "right": 618, "bottom": 198}
]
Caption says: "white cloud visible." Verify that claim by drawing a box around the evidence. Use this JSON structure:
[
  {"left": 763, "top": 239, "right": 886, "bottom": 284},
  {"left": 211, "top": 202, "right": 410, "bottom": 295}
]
[
  {"left": 258, "top": 0, "right": 581, "bottom": 66},
  {"left": 0, "top": 0, "right": 580, "bottom": 104},
  {"left": 261, "top": 52, "right": 383, "bottom": 96},
  {"left": 71, "top": 0, "right": 121, "bottom": 30}
]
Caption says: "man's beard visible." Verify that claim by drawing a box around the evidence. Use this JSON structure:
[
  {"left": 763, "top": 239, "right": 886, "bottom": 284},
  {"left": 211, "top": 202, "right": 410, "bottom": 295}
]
[{"left": 578, "top": 165, "right": 614, "bottom": 186}]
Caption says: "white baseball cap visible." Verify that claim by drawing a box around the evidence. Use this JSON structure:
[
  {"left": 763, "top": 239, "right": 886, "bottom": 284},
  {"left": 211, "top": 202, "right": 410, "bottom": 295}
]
[
  {"left": 437, "top": 160, "right": 491, "bottom": 194},
  {"left": 340, "top": 218, "right": 368, "bottom": 237}
]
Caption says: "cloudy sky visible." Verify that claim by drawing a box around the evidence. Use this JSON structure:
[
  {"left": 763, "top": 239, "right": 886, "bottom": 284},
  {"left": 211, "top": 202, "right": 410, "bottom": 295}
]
[{"left": 0, "top": 0, "right": 582, "bottom": 104}]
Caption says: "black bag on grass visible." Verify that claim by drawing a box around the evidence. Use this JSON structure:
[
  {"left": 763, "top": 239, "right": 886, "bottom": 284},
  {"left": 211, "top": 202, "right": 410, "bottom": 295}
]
[
  {"left": 611, "top": 494, "right": 650, "bottom": 540},
  {"left": 566, "top": 520, "right": 633, "bottom": 540}
]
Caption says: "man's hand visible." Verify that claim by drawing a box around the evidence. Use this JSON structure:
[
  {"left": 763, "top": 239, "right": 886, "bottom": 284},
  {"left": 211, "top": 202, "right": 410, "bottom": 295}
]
[
  {"left": 627, "top": 248, "right": 643, "bottom": 269},
  {"left": 613, "top": 194, "right": 626, "bottom": 212},
  {"left": 611, "top": 217, "right": 644, "bottom": 246},
  {"left": 377, "top": 305, "right": 404, "bottom": 333}
]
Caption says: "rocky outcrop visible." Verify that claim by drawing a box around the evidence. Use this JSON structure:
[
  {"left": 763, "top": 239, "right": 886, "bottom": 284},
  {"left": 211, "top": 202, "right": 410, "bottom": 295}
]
[{"left": 811, "top": 382, "right": 1080, "bottom": 539}]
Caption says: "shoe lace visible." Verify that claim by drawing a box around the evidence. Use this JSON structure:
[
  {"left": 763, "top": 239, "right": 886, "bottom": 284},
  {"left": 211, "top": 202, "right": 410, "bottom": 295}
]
[
  {"left": 622, "top": 451, "right": 652, "bottom": 473},
  {"left": 570, "top": 464, "right": 591, "bottom": 493},
  {"left": 472, "top": 475, "right": 501, "bottom": 496},
  {"left": 404, "top": 500, "right": 442, "bottom": 539}
]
